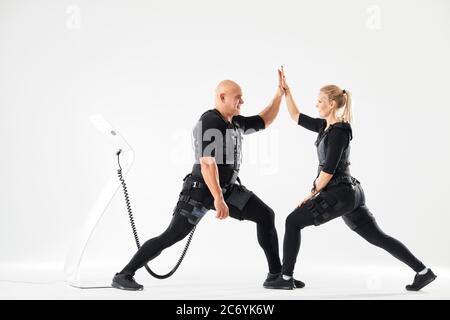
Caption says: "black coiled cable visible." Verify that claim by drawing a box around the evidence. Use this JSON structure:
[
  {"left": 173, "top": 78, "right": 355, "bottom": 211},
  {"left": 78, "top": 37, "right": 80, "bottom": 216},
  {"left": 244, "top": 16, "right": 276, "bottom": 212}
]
[{"left": 116, "top": 150, "right": 196, "bottom": 279}]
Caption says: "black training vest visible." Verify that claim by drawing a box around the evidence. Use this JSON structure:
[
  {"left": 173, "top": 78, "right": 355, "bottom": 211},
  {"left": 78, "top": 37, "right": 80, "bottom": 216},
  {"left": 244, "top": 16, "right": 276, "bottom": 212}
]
[
  {"left": 207, "top": 109, "right": 243, "bottom": 171},
  {"left": 315, "top": 122, "right": 353, "bottom": 177},
  {"left": 191, "top": 109, "right": 243, "bottom": 184}
]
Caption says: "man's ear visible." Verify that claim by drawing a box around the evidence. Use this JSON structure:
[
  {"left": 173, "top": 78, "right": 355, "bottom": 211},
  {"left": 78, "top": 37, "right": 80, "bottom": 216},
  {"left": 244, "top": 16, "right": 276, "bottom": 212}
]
[{"left": 220, "top": 93, "right": 226, "bottom": 102}]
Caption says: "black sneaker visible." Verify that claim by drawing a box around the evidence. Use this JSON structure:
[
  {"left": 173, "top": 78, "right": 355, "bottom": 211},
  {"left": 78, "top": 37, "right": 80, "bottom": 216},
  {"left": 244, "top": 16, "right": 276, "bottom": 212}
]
[
  {"left": 111, "top": 272, "right": 144, "bottom": 291},
  {"left": 406, "top": 269, "right": 436, "bottom": 291},
  {"left": 263, "top": 272, "right": 305, "bottom": 289},
  {"left": 263, "top": 274, "right": 294, "bottom": 290},
  {"left": 293, "top": 278, "right": 305, "bottom": 289}
]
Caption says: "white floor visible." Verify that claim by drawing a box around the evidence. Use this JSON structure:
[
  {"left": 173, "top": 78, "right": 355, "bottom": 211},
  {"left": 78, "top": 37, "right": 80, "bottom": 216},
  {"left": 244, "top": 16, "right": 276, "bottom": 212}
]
[{"left": 0, "top": 263, "right": 448, "bottom": 300}]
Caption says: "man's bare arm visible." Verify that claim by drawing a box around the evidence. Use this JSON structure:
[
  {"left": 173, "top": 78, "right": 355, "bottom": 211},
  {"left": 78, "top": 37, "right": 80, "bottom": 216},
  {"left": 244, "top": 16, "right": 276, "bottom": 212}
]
[
  {"left": 199, "top": 157, "right": 229, "bottom": 219},
  {"left": 258, "top": 69, "right": 285, "bottom": 128}
]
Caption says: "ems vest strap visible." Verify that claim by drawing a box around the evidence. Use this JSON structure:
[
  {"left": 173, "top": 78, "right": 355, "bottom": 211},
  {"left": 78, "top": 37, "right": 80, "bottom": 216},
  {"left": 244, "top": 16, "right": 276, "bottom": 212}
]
[
  {"left": 179, "top": 195, "right": 203, "bottom": 209},
  {"left": 182, "top": 179, "right": 206, "bottom": 191},
  {"left": 327, "top": 175, "right": 358, "bottom": 188},
  {"left": 306, "top": 201, "right": 320, "bottom": 220},
  {"left": 191, "top": 164, "right": 239, "bottom": 186},
  {"left": 318, "top": 199, "right": 330, "bottom": 210}
]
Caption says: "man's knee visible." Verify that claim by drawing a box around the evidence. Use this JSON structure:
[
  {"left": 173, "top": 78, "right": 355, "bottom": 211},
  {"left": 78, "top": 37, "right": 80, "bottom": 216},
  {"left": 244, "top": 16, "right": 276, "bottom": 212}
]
[
  {"left": 252, "top": 206, "right": 275, "bottom": 228},
  {"left": 160, "top": 230, "right": 189, "bottom": 248},
  {"left": 159, "top": 217, "right": 194, "bottom": 247}
]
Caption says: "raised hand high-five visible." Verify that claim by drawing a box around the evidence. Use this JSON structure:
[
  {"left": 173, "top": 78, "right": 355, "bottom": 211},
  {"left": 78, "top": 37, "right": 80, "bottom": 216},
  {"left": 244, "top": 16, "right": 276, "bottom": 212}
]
[
  {"left": 280, "top": 66, "right": 290, "bottom": 93},
  {"left": 281, "top": 66, "right": 301, "bottom": 123},
  {"left": 276, "top": 67, "right": 286, "bottom": 97}
]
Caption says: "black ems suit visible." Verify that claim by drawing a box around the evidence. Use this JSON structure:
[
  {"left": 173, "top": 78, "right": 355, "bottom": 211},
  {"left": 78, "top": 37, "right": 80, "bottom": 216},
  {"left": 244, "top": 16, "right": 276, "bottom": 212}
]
[
  {"left": 281, "top": 114, "right": 426, "bottom": 277},
  {"left": 120, "top": 109, "right": 282, "bottom": 276}
]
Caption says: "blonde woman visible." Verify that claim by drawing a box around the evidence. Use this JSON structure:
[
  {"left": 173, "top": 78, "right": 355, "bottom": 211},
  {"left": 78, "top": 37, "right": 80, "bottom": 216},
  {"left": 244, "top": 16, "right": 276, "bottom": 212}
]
[{"left": 264, "top": 67, "right": 436, "bottom": 291}]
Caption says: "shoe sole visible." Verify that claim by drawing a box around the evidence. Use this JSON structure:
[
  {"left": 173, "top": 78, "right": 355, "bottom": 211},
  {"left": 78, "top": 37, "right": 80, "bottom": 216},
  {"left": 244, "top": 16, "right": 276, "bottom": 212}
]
[
  {"left": 263, "top": 285, "right": 294, "bottom": 290},
  {"left": 111, "top": 281, "right": 144, "bottom": 291},
  {"left": 406, "top": 275, "right": 437, "bottom": 291}
]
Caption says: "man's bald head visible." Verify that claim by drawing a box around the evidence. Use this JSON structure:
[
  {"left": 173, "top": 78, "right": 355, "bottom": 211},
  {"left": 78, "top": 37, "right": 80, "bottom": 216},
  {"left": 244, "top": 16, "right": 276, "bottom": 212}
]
[
  {"left": 214, "top": 80, "right": 244, "bottom": 118},
  {"left": 215, "top": 80, "right": 241, "bottom": 97}
]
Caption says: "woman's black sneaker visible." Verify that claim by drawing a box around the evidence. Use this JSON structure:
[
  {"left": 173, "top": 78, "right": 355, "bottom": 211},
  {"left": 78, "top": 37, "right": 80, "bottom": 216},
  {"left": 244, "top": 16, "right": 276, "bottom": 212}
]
[
  {"left": 406, "top": 269, "right": 436, "bottom": 291},
  {"left": 264, "top": 272, "right": 305, "bottom": 289},
  {"left": 263, "top": 274, "right": 294, "bottom": 290},
  {"left": 111, "top": 272, "right": 144, "bottom": 291},
  {"left": 293, "top": 278, "right": 305, "bottom": 288}
]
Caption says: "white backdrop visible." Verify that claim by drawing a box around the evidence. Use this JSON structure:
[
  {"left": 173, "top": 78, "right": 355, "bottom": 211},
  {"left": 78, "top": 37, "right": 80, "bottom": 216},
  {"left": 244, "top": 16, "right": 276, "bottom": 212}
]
[{"left": 1, "top": 0, "right": 449, "bottom": 282}]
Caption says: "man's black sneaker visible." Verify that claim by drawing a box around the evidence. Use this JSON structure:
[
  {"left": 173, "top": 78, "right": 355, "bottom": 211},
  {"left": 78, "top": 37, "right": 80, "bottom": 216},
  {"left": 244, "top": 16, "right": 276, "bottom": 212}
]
[
  {"left": 406, "top": 269, "right": 436, "bottom": 291},
  {"left": 263, "top": 274, "right": 294, "bottom": 290},
  {"left": 263, "top": 272, "right": 305, "bottom": 289},
  {"left": 111, "top": 272, "right": 144, "bottom": 291}
]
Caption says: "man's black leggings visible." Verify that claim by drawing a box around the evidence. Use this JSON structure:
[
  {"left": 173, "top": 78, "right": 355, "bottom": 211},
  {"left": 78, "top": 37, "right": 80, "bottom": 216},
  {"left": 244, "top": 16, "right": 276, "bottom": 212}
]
[
  {"left": 121, "top": 193, "right": 282, "bottom": 276},
  {"left": 282, "top": 182, "right": 426, "bottom": 277}
]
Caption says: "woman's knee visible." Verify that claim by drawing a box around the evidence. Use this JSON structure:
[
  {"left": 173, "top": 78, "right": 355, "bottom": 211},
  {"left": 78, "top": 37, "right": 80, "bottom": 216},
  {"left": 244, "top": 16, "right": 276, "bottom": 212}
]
[
  {"left": 285, "top": 214, "right": 299, "bottom": 230},
  {"left": 285, "top": 207, "right": 313, "bottom": 230}
]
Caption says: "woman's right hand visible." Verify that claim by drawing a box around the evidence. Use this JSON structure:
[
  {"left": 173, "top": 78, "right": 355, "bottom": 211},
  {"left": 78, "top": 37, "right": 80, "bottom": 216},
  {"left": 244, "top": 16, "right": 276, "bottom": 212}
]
[
  {"left": 276, "top": 68, "right": 285, "bottom": 98},
  {"left": 280, "top": 66, "right": 290, "bottom": 93},
  {"left": 280, "top": 66, "right": 300, "bottom": 122}
]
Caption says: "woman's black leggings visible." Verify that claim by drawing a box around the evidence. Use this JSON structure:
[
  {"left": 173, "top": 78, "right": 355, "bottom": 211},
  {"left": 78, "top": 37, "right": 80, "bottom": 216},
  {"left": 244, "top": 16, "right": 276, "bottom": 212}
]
[
  {"left": 282, "top": 182, "right": 426, "bottom": 277},
  {"left": 121, "top": 193, "right": 282, "bottom": 276}
]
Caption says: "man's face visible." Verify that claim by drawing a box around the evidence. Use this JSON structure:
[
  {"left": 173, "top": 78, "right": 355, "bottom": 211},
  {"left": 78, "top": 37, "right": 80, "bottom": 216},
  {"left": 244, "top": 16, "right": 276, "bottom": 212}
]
[{"left": 222, "top": 87, "right": 244, "bottom": 116}]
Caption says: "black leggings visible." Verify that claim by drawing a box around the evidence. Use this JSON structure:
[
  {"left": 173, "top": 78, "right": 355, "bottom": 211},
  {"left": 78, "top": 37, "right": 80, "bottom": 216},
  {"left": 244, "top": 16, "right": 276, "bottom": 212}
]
[
  {"left": 121, "top": 193, "right": 282, "bottom": 276},
  {"left": 282, "top": 183, "right": 426, "bottom": 277}
]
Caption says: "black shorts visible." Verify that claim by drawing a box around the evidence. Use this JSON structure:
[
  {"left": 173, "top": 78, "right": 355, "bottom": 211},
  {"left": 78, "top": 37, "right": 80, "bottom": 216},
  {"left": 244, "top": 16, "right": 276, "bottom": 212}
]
[
  {"left": 304, "top": 180, "right": 375, "bottom": 230},
  {"left": 173, "top": 177, "right": 254, "bottom": 225}
]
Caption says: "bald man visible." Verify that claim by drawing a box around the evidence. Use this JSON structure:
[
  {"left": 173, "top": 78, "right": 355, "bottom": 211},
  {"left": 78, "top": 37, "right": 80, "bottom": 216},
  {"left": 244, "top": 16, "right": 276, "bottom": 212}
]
[{"left": 112, "top": 73, "right": 304, "bottom": 291}]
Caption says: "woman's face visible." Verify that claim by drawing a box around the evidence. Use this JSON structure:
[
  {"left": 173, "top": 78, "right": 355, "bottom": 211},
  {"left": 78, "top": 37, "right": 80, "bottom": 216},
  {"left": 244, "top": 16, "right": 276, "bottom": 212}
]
[{"left": 316, "top": 91, "right": 335, "bottom": 118}]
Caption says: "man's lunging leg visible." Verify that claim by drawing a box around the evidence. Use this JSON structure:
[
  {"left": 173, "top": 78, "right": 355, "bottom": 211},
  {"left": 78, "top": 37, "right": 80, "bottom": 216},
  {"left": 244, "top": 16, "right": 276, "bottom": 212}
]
[{"left": 112, "top": 213, "right": 195, "bottom": 290}]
